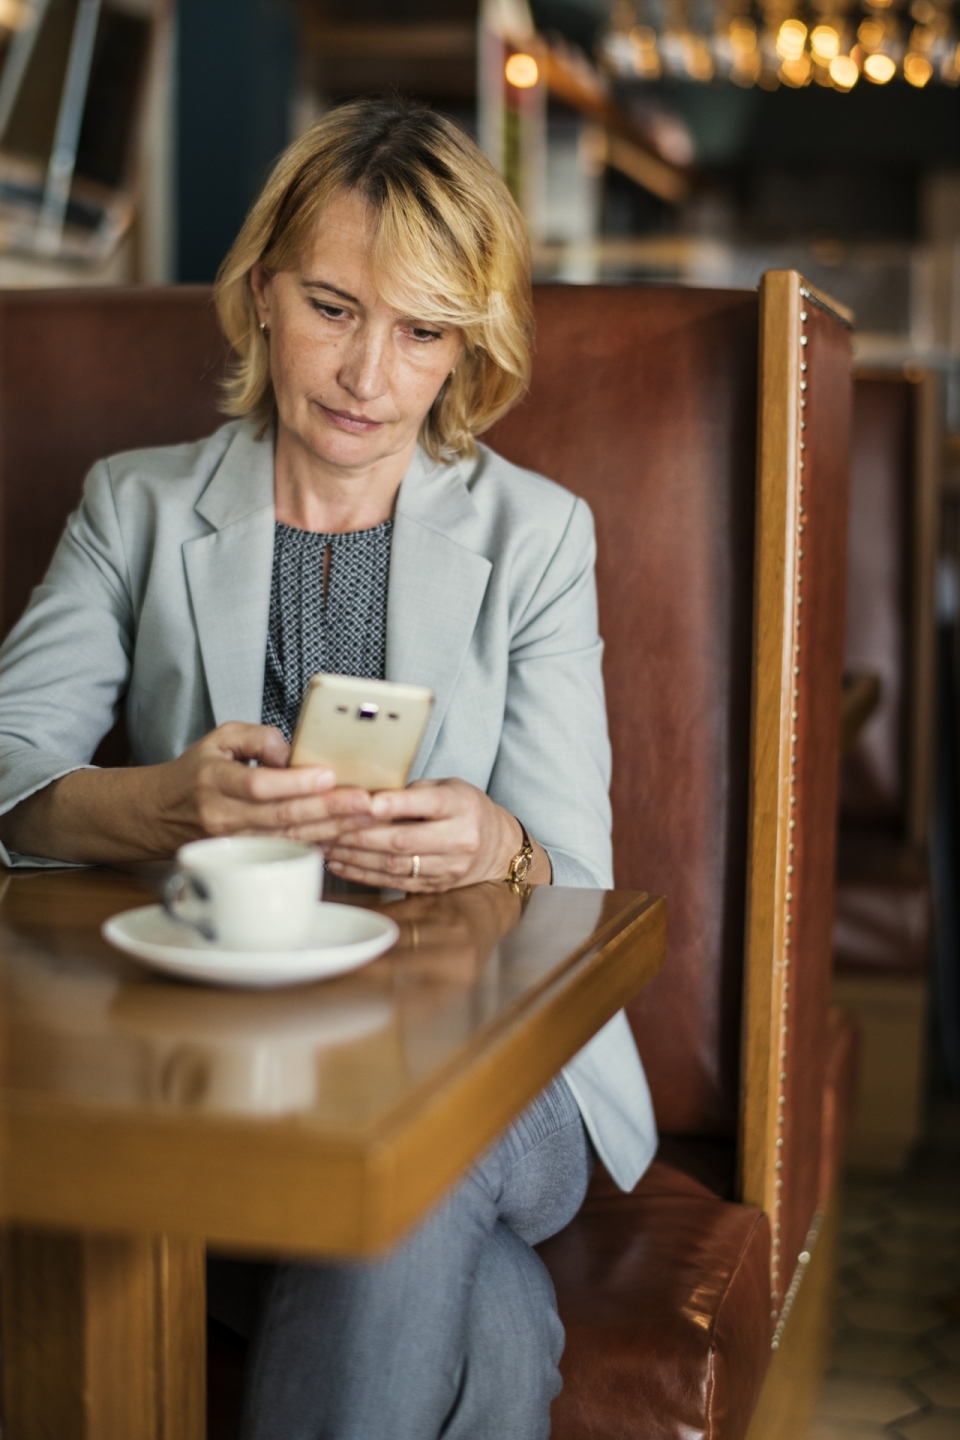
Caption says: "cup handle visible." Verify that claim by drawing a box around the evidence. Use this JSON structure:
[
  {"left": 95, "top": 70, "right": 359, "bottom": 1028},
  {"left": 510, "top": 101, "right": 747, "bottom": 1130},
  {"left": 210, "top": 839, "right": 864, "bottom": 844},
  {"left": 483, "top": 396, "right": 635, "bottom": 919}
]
[{"left": 161, "top": 872, "right": 218, "bottom": 942}]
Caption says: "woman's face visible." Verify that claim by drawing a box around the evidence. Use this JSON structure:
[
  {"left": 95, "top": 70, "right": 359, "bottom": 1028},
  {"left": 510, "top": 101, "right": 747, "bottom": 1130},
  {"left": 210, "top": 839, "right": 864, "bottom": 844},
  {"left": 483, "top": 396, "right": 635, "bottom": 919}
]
[{"left": 251, "top": 190, "right": 463, "bottom": 474}]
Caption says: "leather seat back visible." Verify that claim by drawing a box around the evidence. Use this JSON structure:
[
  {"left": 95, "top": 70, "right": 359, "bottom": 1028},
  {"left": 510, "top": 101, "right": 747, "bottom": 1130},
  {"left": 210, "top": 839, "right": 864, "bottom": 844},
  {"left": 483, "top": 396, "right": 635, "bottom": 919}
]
[
  {"left": 490, "top": 286, "right": 760, "bottom": 1139},
  {"left": 0, "top": 287, "right": 226, "bottom": 642}
]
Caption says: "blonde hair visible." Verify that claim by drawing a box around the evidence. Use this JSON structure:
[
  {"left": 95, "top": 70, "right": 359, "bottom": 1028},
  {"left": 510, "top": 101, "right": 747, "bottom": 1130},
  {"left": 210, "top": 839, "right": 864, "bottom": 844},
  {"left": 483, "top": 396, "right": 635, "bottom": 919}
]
[{"left": 214, "top": 98, "right": 533, "bottom": 461}]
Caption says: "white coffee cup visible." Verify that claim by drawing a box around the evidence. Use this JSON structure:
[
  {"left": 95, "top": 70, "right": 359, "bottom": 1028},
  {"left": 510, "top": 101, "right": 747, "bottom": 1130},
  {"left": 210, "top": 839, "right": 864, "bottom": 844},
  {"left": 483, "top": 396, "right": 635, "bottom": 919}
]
[{"left": 162, "top": 837, "right": 323, "bottom": 951}]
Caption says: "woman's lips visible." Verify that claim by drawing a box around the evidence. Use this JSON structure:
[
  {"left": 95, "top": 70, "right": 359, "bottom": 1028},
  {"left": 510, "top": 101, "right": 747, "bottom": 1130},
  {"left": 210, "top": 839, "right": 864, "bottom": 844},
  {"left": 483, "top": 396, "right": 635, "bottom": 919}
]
[{"left": 317, "top": 403, "right": 385, "bottom": 434}]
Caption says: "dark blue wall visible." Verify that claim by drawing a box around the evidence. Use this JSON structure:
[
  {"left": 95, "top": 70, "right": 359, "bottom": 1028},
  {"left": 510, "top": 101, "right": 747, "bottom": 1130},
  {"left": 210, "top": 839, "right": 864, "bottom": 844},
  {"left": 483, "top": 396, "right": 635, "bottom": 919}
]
[{"left": 176, "top": 0, "right": 295, "bottom": 282}]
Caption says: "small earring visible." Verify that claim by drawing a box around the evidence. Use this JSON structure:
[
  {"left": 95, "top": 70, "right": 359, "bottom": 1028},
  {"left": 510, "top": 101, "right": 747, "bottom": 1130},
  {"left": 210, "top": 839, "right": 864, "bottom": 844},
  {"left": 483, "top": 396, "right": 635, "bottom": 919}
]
[{"left": 259, "top": 322, "right": 269, "bottom": 336}]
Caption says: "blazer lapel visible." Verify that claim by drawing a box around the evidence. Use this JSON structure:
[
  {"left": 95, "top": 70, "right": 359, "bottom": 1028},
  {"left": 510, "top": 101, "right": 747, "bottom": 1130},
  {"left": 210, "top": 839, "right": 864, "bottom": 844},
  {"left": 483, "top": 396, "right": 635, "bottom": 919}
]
[
  {"left": 386, "top": 450, "right": 492, "bottom": 776},
  {"left": 183, "top": 423, "right": 276, "bottom": 726},
  {"left": 182, "top": 432, "right": 491, "bottom": 751}
]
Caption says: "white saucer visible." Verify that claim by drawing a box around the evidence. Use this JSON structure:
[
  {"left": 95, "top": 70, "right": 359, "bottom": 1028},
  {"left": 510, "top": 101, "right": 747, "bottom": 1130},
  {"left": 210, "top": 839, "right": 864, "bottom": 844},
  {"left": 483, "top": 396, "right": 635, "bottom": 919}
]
[{"left": 102, "top": 901, "right": 399, "bottom": 988}]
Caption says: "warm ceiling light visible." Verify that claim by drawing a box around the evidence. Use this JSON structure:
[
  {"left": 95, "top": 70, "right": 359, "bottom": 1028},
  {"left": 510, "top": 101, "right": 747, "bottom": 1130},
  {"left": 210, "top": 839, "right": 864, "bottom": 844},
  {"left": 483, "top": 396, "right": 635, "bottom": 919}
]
[
  {"left": 781, "top": 53, "right": 812, "bottom": 84},
  {"left": 630, "top": 25, "right": 657, "bottom": 49},
  {"left": 629, "top": 25, "right": 661, "bottom": 77},
  {"left": 730, "top": 21, "right": 758, "bottom": 53},
  {"left": 857, "top": 18, "right": 886, "bottom": 49},
  {"left": 864, "top": 51, "right": 896, "bottom": 81},
  {"left": 505, "top": 52, "right": 539, "bottom": 88},
  {"left": 810, "top": 25, "right": 840, "bottom": 60},
  {"left": 776, "top": 18, "right": 808, "bottom": 61},
  {"left": 732, "top": 48, "right": 762, "bottom": 84},
  {"left": 829, "top": 54, "right": 860, "bottom": 87},
  {"left": 0, "top": 0, "right": 31, "bottom": 29},
  {"left": 685, "top": 35, "right": 714, "bottom": 80},
  {"left": 904, "top": 50, "right": 933, "bottom": 84}
]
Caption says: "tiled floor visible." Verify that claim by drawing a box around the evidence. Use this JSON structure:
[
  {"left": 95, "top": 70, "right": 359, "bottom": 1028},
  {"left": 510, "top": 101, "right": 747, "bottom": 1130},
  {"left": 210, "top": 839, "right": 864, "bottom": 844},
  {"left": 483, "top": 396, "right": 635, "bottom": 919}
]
[{"left": 811, "top": 1101, "right": 960, "bottom": 1440}]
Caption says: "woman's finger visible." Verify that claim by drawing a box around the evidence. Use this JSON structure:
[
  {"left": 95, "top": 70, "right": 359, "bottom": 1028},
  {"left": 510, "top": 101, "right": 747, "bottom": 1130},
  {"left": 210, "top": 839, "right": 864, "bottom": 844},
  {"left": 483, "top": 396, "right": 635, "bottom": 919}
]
[
  {"left": 212, "top": 759, "right": 337, "bottom": 803},
  {"left": 211, "top": 763, "right": 374, "bottom": 818},
  {"left": 326, "top": 852, "right": 447, "bottom": 891},
  {"left": 212, "top": 722, "right": 292, "bottom": 769},
  {"left": 326, "top": 845, "right": 432, "bottom": 878},
  {"left": 369, "top": 781, "right": 459, "bottom": 824},
  {"left": 328, "top": 816, "right": 466, "bottom": 857},
  {"left": 257, "top": 791, "right": 376, "bottom": 831},
  {"left": 265, "top": 815, "right": 382, "bottom": 845},
  {"left": 326, "top": 840, "right": 417, "bottom": 875}
]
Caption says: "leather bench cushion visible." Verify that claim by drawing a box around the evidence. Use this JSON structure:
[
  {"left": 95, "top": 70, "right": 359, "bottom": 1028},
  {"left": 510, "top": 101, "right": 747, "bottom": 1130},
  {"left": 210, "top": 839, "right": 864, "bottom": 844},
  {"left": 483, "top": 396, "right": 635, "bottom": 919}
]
[
  {"left": 834, "top": 828, "right": 931, "bottom": 975},
  {"left": 539, "top": 1158, "right": 771, "bottom": 1440}
]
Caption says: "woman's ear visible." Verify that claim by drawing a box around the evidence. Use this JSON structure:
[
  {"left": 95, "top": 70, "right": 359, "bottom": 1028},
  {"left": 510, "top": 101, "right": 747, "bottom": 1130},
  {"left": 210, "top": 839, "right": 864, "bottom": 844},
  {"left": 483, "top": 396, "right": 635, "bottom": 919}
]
[{"left": 249, "top": 263, "right": 273, "bottom": 328}]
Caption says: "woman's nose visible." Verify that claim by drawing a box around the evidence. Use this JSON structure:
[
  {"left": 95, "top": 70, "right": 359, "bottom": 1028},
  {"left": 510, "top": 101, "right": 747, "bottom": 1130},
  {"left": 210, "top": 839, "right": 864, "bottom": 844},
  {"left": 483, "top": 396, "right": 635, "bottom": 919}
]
[{"left": 338, "top": 332, "right": 388, "bottom": 402}]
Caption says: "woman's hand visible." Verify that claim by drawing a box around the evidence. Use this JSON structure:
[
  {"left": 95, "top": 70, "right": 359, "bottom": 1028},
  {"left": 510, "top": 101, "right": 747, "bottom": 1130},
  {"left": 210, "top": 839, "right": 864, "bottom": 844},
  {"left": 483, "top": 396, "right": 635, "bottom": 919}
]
[
  {"left": 0, "top": 722, "right": 377, "bottom": 865},
  {"left": 153, "top": 722, "right": 375, "bottom": 849},
  {"left": 323, "top": 778, "right": 551, "bottom": 891}
]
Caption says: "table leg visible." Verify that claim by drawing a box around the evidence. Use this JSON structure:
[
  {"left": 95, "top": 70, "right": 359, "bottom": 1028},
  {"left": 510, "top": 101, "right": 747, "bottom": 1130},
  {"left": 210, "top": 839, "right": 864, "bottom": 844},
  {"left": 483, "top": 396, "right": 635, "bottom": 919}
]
[{"left": 1, "top": 1228, "right": 205, "bottom": 1440}]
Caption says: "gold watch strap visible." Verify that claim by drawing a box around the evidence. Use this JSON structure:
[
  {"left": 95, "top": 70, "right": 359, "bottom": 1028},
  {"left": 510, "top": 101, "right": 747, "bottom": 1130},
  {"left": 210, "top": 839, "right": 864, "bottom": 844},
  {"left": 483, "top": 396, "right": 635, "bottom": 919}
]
[{"left": 505, "top": 817, "right": 534, "bottom": 885}]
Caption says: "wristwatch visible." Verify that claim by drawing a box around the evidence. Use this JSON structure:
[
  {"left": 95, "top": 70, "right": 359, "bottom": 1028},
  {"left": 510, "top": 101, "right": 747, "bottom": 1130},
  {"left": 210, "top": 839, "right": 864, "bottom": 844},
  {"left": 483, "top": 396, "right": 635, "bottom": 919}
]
[{"left": 505, "top": 817, "right": 534, "bottom": 886}]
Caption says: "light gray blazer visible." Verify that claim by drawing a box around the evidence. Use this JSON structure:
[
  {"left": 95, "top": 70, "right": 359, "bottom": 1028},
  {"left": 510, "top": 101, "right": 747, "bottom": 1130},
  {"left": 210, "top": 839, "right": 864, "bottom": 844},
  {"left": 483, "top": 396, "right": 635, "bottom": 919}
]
[{"left": 0, "top": 419, "right": 656, "bottom": 1190}]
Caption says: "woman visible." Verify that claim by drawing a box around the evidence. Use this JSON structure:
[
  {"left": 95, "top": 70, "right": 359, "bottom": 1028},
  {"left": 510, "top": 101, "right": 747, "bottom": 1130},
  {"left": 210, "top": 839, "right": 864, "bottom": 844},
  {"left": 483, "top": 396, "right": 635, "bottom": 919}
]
[{"left": 0, "top": 100, "right": 654, "bottom": 1437}]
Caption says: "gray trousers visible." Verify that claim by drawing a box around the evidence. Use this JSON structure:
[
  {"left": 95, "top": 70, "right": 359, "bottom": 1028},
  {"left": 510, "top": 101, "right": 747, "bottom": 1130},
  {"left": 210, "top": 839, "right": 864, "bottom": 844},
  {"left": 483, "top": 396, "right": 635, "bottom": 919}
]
[{"left": 214, "top": 1076, "right": 591, "bottom": 1440}]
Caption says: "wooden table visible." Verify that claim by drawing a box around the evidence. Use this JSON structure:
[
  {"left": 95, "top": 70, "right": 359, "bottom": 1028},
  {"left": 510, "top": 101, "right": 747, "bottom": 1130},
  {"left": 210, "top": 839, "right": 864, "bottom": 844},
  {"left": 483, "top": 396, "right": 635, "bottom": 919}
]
[{"left": 0, "top": 867, "right": 665, "bottom": 1440}]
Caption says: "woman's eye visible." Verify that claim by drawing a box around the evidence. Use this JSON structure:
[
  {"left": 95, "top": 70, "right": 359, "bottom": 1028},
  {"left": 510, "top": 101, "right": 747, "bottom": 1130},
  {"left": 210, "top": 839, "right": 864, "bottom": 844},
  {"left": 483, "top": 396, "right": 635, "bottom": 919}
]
[
  {"left": 311, "top": 301, "right": 348, "bottom": 321},
  {"left": 410, "top": 326, "right": 443, "bottom": 343}
]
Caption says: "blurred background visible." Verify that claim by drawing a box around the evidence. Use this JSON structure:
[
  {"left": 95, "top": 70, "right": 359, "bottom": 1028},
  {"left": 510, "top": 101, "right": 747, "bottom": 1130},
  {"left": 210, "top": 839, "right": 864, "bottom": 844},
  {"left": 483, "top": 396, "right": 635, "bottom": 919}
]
[{"left": 0, "top": 0, "right": 958, "bottom": 371}]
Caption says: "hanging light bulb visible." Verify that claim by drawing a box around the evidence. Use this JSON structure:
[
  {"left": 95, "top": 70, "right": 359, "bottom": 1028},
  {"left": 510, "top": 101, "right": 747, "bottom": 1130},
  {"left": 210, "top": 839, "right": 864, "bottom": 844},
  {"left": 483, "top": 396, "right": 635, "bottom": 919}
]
[
  {"left": 865, "top": 50, "right": 897, "bottom": 82},
  {"left": 780, "top": 54, "right": 812, "bottom": 84},
  {"left": 730, "top": 19, "right": 758, "bottom": 54},
  {"left": 857, "top": 17, "right": 886, "bottom": 49},
  {"left": 863, "top": 50, "right": 896, "bottom": 80},
  {"left": 0, "top": 0, "right": 32, "bottom": 28},
  {"left": 904, "top": 50, "right": 934, "bottom": 83},
  {"left": 684, "top": 33, "right": 715, "bottom": 81},
  {"left": 505, "top": 52, "right": 539, "bottom": 87},
  {"left": 730, "top": 17, "right": 762, "bottom": 86},
  {"left": 776, "top": 18, "right": 808, "bottom": 61},
  {"left": 829, "top": 53, "right": 860, "bottom": 87},
  {"left": 810, "top": 25, "right": 841, "bottom": 61},
  {"left": 630, "top": 25, "right": 662, "bottom": 78}
]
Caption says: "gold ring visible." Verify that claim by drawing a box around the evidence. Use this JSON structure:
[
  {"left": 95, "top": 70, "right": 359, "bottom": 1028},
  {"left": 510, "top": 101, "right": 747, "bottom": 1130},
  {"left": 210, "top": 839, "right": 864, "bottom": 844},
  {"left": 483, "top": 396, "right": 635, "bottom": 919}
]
[{"left": 411, "top": 855, "right": 421, "bottom": 879}]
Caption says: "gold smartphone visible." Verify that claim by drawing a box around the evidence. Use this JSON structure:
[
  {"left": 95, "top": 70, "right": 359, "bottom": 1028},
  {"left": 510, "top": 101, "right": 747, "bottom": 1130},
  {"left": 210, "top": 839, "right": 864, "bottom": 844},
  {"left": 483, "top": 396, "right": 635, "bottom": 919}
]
[{"left": 289, "top": 674, "right": 435, "bottom": 791}]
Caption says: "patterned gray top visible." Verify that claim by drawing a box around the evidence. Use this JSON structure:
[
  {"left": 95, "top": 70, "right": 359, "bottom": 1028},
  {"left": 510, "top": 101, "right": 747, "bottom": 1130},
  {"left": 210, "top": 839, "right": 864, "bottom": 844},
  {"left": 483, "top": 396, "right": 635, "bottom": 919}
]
[{"left": 261, "top": 519, "right": 393, "bottom": 743}]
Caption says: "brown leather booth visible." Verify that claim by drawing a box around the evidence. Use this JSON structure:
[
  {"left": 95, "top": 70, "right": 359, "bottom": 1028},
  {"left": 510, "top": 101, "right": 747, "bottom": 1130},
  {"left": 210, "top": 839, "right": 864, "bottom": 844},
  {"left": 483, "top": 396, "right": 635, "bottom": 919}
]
[
  {"left": 0, "top": 278, "right": 857, "bottom": 1440},
  {"left": 491, "top": 275, "right": 857, "bottom": 1440},
  {"left": 832, "top": 370, "right": 940, "bottom": 1169}
]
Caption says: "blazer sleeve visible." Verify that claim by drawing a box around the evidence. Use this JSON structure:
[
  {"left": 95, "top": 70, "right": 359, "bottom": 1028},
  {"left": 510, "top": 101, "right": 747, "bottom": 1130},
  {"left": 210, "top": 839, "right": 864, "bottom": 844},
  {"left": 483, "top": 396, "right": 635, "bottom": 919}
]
[
  {"left": 0, "top": 459, "right": 134, "bottom": 828},
  {"left": 486, "top": 495, "right": 613, "bottom": 888}
]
